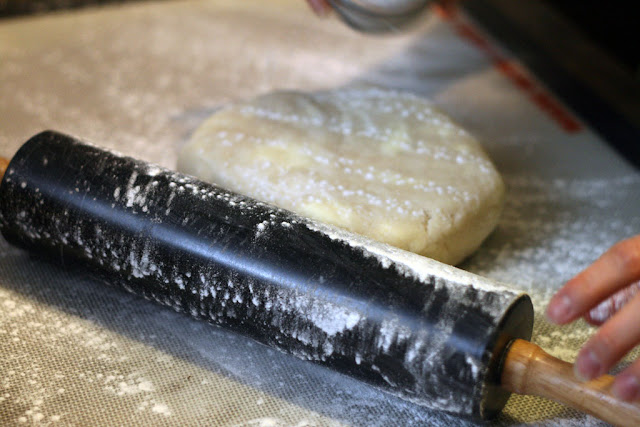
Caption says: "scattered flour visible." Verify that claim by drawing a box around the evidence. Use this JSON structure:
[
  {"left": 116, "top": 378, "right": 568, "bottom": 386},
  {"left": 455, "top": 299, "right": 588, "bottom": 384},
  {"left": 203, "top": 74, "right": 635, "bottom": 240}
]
[
  {"left": 151, "top": 402, "right": 172, "bottom": 416},
  {"left": 464, "top": 173, "right": 640, "bottom": 370}
]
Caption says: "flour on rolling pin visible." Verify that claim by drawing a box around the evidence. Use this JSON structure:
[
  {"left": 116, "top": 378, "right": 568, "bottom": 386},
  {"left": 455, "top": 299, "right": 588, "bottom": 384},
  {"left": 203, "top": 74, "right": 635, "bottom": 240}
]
[
  {"left": 178, "top": 88, "right": 505, "bottom": 266},
  {"left": 0, "top": 131, "right": 532, "bottom": 420}
]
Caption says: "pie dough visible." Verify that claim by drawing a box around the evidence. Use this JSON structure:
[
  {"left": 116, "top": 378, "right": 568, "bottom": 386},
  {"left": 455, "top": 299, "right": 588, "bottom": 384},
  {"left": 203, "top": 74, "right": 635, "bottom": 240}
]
[{"left": 178, "top": 88, "right": 504, "bottom": 265}]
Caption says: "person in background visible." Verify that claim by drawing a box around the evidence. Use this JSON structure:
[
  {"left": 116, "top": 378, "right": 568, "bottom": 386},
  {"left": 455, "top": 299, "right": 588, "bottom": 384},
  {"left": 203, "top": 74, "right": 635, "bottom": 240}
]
[{"left": 306, "top": 0, "right": 640, "bottom": 403}]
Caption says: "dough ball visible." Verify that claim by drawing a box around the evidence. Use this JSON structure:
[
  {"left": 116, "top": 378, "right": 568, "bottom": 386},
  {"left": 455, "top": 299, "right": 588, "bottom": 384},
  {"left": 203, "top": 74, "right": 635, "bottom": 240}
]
[{"left": 178, "top": 88, "right": 504, "bottom": 265}]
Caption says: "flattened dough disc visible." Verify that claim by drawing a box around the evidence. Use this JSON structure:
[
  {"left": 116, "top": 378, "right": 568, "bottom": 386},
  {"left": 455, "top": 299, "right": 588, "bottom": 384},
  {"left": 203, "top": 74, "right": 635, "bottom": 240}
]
[{"left": 178, "top": 88, "right": 504, "bottom": 265}]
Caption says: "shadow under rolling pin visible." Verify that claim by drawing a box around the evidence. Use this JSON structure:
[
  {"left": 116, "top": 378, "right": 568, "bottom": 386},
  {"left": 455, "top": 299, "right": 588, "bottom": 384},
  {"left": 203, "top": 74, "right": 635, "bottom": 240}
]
[{"left": 0, "top": 131, "right": 638, "bottom": 425}]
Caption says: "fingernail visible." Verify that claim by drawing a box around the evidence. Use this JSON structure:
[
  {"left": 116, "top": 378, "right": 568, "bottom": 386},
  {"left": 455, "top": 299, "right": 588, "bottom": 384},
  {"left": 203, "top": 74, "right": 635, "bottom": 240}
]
[
  {"left": 574, "top": 349, "right": 602, "bottom": 381},
  {"left": 614, "top": 374, "right": 640, "bottom": 401},
  {"left": 547, "top": 295, "right": 573, "bottom": 323}
]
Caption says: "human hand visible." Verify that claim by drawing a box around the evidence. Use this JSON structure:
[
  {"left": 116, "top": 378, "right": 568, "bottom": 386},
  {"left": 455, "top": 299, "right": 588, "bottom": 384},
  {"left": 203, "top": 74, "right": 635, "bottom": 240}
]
[
  {"left": 307, "top": 0, "right": 333, "bottom": 16},
  {"left": 546, "top": 234, "right": 640, "bottom": 401}
]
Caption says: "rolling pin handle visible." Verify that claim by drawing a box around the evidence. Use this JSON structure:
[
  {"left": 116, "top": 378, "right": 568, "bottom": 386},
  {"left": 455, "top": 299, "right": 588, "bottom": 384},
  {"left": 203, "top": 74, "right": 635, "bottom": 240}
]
[
  {"left": 0, "top": 156, "right": 9, "bottom": 182},
  {"left": 502, "top": 339, "right": 640, "bottom": 426}
]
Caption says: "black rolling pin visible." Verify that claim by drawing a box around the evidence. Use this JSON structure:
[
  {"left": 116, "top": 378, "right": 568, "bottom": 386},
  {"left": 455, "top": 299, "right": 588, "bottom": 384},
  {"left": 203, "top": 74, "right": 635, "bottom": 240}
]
[{"left": 0, "top": 131, "right": 638, "bottom": 425}]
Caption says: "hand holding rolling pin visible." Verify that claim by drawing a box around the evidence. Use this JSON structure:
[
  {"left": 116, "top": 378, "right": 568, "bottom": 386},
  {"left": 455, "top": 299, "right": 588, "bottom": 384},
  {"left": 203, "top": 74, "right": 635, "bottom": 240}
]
[{"left": 547, "top": 236, "right": 640, "bottom": 402}]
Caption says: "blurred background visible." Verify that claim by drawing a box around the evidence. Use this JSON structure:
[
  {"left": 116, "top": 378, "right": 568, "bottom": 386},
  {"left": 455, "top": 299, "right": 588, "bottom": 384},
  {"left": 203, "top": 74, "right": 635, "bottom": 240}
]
[
  {"left": 1, "top": 1, "right": 638, "bottom": 80},
  {"left": 2, "top": 0, "right": 638, "bottom": 165}
]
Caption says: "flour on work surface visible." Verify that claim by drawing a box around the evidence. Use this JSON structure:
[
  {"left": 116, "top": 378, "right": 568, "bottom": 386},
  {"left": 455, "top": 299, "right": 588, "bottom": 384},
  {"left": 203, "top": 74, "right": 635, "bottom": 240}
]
[
  {"left": 462, "top": 173, "right": 640, "bottom": 372},
  {"left": 463, "top": 174, "right": 640, "bottom": 312},
  {"left": 178, "top": 88, "right": 505, "bottom": 265}
]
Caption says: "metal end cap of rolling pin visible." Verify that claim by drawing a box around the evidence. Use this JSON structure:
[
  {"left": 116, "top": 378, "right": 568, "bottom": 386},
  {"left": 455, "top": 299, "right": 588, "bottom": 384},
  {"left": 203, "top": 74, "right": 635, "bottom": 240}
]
[{"left": 329, "top": 0, "right": 432, "bottom": 33}]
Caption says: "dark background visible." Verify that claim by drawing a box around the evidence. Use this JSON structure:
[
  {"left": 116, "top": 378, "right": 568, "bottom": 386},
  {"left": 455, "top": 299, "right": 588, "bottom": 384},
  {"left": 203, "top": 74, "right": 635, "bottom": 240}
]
[{"left": 541, "top": 0, "right": 639, "bottom": 80}]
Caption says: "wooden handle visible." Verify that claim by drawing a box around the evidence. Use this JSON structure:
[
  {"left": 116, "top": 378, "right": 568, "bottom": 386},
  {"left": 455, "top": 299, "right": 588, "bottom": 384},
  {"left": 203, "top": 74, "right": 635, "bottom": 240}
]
[
  {"left": 0, "top": 156, "right": 9, "bottom": 182},
  {"left": 502, "top": 339, "right": 640, "bottom": 426}
]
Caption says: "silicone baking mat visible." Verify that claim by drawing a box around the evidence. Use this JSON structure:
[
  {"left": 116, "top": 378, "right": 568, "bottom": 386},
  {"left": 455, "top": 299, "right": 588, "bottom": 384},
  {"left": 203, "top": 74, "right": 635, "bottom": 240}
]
[{"left": 1, "top": 1, "right": 639, "bottom": 425}]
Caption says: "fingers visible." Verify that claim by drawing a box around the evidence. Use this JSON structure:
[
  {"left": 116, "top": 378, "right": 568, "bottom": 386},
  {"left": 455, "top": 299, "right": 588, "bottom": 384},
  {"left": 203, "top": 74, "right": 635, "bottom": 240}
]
[
  {"left": 307, "top": 0, "right": 332, "bottom": 16},
  {"left": 585, "top": 281, "right": 640, "bottom": 326},
  {"left": 574, "top": 292, "right": 640, "bottom": 385},
  {"left": 614, "top": 360, "right": 640, "bottom": 401},
  {"left": 547, "top": 235, "right": 640, "bottom": 324},
  {"left": 546, "top": 235, "right": 640, "bottom": 398}
]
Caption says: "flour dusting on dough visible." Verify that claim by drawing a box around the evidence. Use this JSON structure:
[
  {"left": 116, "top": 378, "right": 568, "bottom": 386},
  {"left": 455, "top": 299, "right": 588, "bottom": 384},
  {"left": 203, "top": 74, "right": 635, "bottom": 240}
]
[{"left": 178, "top": 88, "right": 505, "bottom": 265}]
